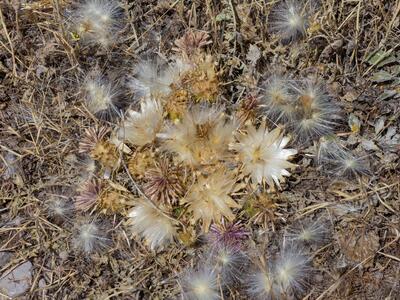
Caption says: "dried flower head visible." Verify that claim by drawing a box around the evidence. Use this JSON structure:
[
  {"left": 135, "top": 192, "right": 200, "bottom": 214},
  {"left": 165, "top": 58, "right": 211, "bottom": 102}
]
[
  {"left": 74, "top": 179, "right": 103, "bottom": 212},
  {"left": 260, "top": 75, "right": 296, "bottom": 123},
  {"left": 128, "top": 199, "right": 177, "bottom": 250},
  {"left": 236, "top": 94, "right": 260, "bottom": 126},
  {"left": 180, "top": 267, "right": 220, "bottom": 300},
  {"left": 181, "top": 55, "right": 220, "bottom": 102},
  {"left": 127, "top": 148, "right": 155, "bottom": 179},
  {"left": 174, "top": 30, "right": 211, "bottom": 58},
  {"left": 71, "top": 0, "right": 124, "bottom": 47},
  {"left": 159, "top": 105, "right": 237, "bottom": 166},
  {"left": 231, "top": 122, "right": 297, "bottom": 187},
  {"left": 269, "top": 0, "right": 309, "bottom": 43},
  {"left": 79, "top": 126, "right": 119, "bottom": 169},
  {"left": 182, "top": 169, "right": 241, "bottom": 232},
  {"left": 118, "top": 99, "right": 163, "bottom": 146},
  {"left": 209, "top": 220, "right": 249, "bottom": 249},
  {"left": 291, "top": 80, "right": 340, "bottom": 142},
  {"left": 143, "top": 159, "right": 185, "bottom": 205},
  {"left": 99, "top": 188, "right": 127, "bottom": 214},
  {"left": 73, "top": 219, "right": 109, "bottom": 253}
]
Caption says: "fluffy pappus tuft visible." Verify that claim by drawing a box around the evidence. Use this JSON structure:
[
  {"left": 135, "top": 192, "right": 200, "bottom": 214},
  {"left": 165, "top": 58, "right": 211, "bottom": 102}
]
[
  {"left": 291, "top": 80, "right": 340, "bottom": 142},
  {"left": 208, "top": 244, "right": 248, "bottom": 285},
  {"left": 70, "top": 0, "right": 124, "bottom": 47},
  {"left": 182, "top": 169, "right": 241, "bottom": 232},
  {"left": 44, "top": 186, "right": 74, "bottom": 221},
  {"left": 180, "top": 266, "right": 220, "bottom": 300},
  {"left": 158, "top": 105, "right": 237, "bottom": 166},
  {"left": 82, "top": 74, "right": 123, "bottom": 120},
  {"left": 269, "top": 0, "right": 310, "bottom": 43},
  {"left": 274, "top": 247, "right": 311, "bottom": 296},
  {"left": 317, "top": 137, "right": 370, "bottom": 178},
  {"left": 246, "top": 261, "right": 279, "bottom": 300},
  {"left": 284, "top": 219, "right": 329, "bottom": 246},
  {"left": 72, "top": 218, "right": 109, "bottom": 253},
  {"left": 118, "top": 98, "right": 163, "bottom": 146},
  {"left": 231, "top": 122, "right": 297, "bottom": 187},
  {"left": 130, "top": 58, "right": 192, "bottom": 100},
  {"left": 128, "top": 199, "right": 177, "bottom": 250},
  {"left": 260, "top": 75, "right": 297, "bottom": 123}
]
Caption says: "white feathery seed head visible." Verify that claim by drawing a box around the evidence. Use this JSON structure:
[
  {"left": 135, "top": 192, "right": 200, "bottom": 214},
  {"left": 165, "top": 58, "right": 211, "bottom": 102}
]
[
  {"left": 118, "top": 99, "right": 163, "bottom": 146},
  {"left": 128, "top": 199, "right": 177, "bottom": 250},
  {"left": 159, "top": 105, "right": 237, "bottom": 166},
  {"left": 247, "top": 265, "right": 278, "bottom": 300},
  {"left": 182, "top": 169, "right": 241, "bottom": 232},
  {"left": 209, "top": 245, "right": 247, "bottom": 284},
  {"left": 291, "top": 80, "right": 340, "bottom": 142},
  {"left": 71, "top": 0, "right": 124, "bottom": 47},
  {"left": 83, "top": 74, "right": 121, "bottom": 119},
  {"left": 317, "top": 137, "right": 370, "bottom": 178},
  {"left": 261, "top": 75, "right": 297, "bottom": 123},
  {"left": 180, "top": 267, "right": 220, "bottom": 300},
  {"left": 45, "top": 192, "right": 74, "bottom": 220},
  {"left": 269, "top": 0, "right": 309, "bottom": 43},
  {"left": 231, "top": 122, "right": 297, "bottom": 187},
  {"left": 130, "top": 57, "right": 192, "bottom": 100},
  {"left": 285, "top": 219, "right": 328, "bottom": 245},
  {"left": 274, "top": 247, "right": 310, "bottom": 295},
  {"left": 73, "top": 219, "right": 109, "bottom": 253}
]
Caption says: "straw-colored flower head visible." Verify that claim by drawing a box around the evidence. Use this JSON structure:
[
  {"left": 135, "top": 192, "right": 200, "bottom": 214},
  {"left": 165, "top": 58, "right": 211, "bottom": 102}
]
[
  {"left": 231, "top": 122, "right": 297, "bottom": 187},
  {"left": 118, "top": 99, "right": 163, "bottom": 147},
  {"left": 159, "top": 105, "right": 237, "bottom": 166},
  {"left": 182, "top": 169, "right": 241, "bottom": 232},
  {"left": 142, "top": 159, "right": 185, "bottom": 205},
  {"left": 128, "top": 199, "right": 177, "bottom": 250},
  {"left": 71, "top": 0, "right": 124, "bottom": 47},
  {"left": 127, "top": 148, "right": 155, "bottom": 179}
]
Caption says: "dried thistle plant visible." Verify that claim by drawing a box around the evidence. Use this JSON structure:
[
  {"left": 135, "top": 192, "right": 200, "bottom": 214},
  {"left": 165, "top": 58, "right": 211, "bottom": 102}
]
[
  {"left": 173, "top": 30, "right": 211, "bottom": 58},
  {"left": 142, "top": 159, "right": 185, "bottom": 205},
  {"left": 74, "top": 179, "right": 104, "bottom": 212}
]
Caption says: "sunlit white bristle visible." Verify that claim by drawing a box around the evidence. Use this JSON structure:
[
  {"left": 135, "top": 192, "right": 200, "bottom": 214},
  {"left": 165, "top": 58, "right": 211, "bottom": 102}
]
[
  {"left": 180, "top": 267, "right": 220, "bottom": 300},
  {"left": 261, "top": 75, "right": 297, "bottom": 123},
  {"left": 128, "top": 199, "right": 177, "bottom": 250},
  {"left": 73, "top": 219, "right": 109, "bottom": 253},
  {"left": 317, "top": 137, "right": 370, "bottom": 178},
  {"left": 71, "top": 0, "right": 124, "bottom": 47},
  {"left": 83, "top": 75, "right": 121, "bottom": 119},
  {"left": 285, "top": 219, "right": 328, "bottom": 245},
  {"left": 130, "top": 58, "right": 192, "bottom": 100},
  {"left": 291, "top": 80, "right": 340, "bottom": 142},
  {"left": 45, "top": 193, "right": 74, "bottom": 220},
  {"left": 118, "top": 99, "right": 163, "bottom": 146},
  {"left": 231, "top": 122, "right": 297, "bottom": 187},
  {"left": 269, "top": 0, "right": 309, "bottom": 43}
]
